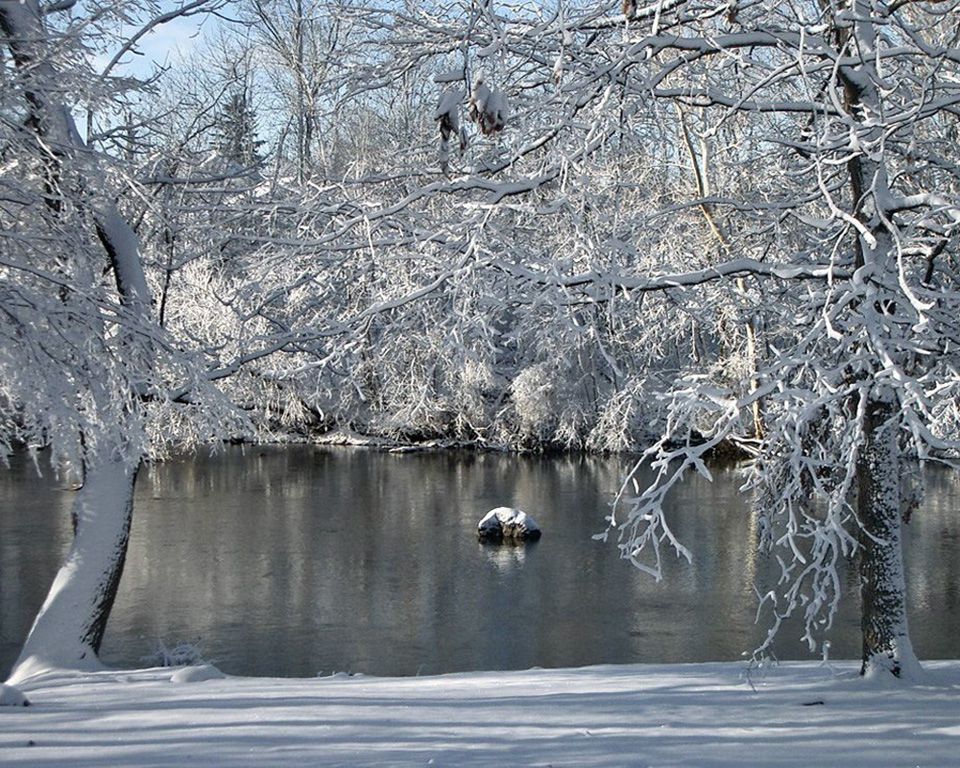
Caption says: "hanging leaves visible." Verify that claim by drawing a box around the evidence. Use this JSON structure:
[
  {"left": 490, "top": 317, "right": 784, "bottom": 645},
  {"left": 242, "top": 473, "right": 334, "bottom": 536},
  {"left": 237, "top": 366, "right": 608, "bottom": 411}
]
[
  {"left": 468, "top": 77, "right": 507, "bottom": 136},
  {"left": 434, "top": 87, "right": 467, "bottom": 173}
]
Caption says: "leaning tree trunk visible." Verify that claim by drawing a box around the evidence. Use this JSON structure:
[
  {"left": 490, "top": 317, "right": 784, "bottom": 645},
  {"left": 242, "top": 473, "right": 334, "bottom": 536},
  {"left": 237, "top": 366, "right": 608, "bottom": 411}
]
[
  {"left": 856, "top": 391, "right": 918, "bottom": 678},
  {"left": 7, "top": 454, "right": 139, "bottom": 684},
  {"left": 1, "top": 0, "right": 153, "bottom": 684}
]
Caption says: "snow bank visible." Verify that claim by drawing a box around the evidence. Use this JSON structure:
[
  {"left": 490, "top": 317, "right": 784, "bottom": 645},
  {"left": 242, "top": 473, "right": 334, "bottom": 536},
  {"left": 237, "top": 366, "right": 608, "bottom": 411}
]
[
  {"left": 169, "top": 664, "right": 226, "bottom": 683},
  {"left": 2, "top": 661, "right": 959, "bottom": 766},
  {"left": 0, "top": 683, "right": 28, "bottom": 707}
]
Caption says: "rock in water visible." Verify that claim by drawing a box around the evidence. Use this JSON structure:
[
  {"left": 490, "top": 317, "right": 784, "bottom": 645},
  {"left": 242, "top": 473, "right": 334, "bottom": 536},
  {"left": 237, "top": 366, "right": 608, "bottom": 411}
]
[{"left": 477, "top": 507, "right": 542, "bottom": 542}]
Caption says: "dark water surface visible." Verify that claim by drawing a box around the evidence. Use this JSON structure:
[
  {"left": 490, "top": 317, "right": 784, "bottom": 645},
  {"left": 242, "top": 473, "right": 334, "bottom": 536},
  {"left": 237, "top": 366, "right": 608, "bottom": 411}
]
[{"left": 2, "top": 446, "right": 959, "bottom": 678}]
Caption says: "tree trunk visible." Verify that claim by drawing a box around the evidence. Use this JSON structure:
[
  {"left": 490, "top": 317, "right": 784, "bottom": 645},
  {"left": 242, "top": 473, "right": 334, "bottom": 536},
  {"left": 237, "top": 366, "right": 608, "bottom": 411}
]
[
  {"left": 856, "top": 392, "right": 919, "bottom": 678},
  {"left": 2, "top": 0, "right": 153, "bottom": 686},
  {"left": 839, "top": 5, "right": 920, "bottom": 676},
  {"left": 6, "top": 454, "right": 139, "bottom": 684}
]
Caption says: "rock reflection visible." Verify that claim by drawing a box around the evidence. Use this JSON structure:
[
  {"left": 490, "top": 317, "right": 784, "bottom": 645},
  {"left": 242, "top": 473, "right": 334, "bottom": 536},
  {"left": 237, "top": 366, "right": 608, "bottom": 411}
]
[{"left": 479, "top": 540, "right": 536, "bottom": 571}]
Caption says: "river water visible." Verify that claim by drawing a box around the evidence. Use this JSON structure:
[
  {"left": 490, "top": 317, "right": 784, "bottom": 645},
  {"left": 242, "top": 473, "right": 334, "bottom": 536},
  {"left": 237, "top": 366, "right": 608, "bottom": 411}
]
[{"left": 2, "top": 446, "right": 959, "bottom": 678}]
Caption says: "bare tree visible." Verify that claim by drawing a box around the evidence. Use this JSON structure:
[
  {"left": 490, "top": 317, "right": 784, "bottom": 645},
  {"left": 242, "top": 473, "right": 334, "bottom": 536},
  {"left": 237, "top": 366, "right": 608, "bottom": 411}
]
[{"left": 244, "top": 0, "right": 346, "bottom": 181}]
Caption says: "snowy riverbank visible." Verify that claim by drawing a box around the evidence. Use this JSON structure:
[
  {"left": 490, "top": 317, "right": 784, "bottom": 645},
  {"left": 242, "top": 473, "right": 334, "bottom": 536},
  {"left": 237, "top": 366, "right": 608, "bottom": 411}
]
[{"left": 2, "top": 661, "right": 959, "bottom": 766}]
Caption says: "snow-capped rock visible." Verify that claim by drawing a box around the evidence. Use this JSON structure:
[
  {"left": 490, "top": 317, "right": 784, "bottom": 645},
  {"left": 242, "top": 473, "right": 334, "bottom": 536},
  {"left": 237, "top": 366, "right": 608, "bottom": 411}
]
[{"left": 477, "top": 507, "right": 541, "bottom": 542}]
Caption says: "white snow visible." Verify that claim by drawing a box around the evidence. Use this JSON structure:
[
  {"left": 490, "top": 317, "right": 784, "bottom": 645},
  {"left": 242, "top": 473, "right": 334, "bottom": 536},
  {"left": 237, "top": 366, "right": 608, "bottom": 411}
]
[
  {"left": 2, "top": 661, "right": 960, "bottom": 765},
  {"left": 0, "top": 683, "right": 28, "bottom": 707},
  {"left": 433, "top": 88, "right": 464, "bottom": 123},
  {"left": 484, "top": 89, "right": 507, "bottom": 125},
  {"left": 471, "top": 78, "right": 492, "bottom": 114},
  {"left": 7, "top": 456, "right": 138, "bottom": 684},
  {"left": 478, "top": 506, "right": 538, "bottom": 528},
  {"left": 468, "top": 78, "right": 507, "bottom": 135},
  {"left": 476, "top": 40, "right": 501, "bottom": 58},
  {"left": 169, "top": 664, "right": 226, "bottom": 683}
]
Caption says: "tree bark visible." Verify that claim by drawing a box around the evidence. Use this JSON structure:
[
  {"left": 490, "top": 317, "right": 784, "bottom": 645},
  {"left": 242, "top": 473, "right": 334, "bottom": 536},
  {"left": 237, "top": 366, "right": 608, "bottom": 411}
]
[
  {"left": 840, "top": 2, "right": 920, "bottom": 677},
  {"left": 856, "top": 392, "right": 918, "bottom": 678}
]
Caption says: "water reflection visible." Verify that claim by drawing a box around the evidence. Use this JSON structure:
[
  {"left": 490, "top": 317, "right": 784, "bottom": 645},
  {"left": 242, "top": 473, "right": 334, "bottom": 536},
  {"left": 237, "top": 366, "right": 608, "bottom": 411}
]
[
  {"left": 481, "top": 541, "right": 534, "bottom": 571},
  {"left": 0, "top": 452, "right": 73, "bottom": 673},
  {"left": 1, "top": 446, "right": 959, "bottom": 678}
]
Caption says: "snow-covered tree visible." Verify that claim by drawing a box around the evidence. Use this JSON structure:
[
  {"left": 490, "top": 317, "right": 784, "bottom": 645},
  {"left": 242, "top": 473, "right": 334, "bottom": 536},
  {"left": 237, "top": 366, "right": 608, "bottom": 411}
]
[
  {"left": 0, "top": 0, "right": 159, "bottom": 680},
  {"left": 215, "top": 90, "right": 264, "bottom": 170},
  {"left": 242, "top": 0, "right": 346, "bottom": 180},
  {"left": 562, "top": 0, "right": 960, "bottom": 678},
  {"left": 0, "top": 0, "right": 249, "bottom": 683},
  {"left": 311, "top": 0, "right": 960, "bottom": 677}
]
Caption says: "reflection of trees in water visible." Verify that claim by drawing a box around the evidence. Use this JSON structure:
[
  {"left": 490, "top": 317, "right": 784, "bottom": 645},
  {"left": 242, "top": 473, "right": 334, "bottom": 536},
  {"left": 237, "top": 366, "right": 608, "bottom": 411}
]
[
  {"left": 114, "top": 448, "right": 770, "bottom": 672},
  {"left": 0, "top": 451, "right": 75, "bottom": 678},
  {"left": 35, "top": 447, "right": 960, "bottom": 675},
  {"left": 112, "top": 448, "right": 649, "bottom": 674},
  {"left": 900, "top": 467, "right": 960, "bottom": 658}
]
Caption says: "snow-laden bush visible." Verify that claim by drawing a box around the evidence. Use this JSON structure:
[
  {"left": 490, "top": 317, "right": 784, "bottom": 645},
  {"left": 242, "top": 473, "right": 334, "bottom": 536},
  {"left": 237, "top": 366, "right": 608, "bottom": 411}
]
[
  {"left": 510, "top": 363, "right": 557, "bottom": 443},
  {"left": 587, "top": 385, "right": 648, "bottom": 453}
]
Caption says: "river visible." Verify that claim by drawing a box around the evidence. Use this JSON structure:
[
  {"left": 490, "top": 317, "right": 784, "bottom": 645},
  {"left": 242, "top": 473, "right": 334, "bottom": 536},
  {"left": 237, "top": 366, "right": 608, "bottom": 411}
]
[{"left": 2, "top": 446, "right": 958, "bottom": 678}]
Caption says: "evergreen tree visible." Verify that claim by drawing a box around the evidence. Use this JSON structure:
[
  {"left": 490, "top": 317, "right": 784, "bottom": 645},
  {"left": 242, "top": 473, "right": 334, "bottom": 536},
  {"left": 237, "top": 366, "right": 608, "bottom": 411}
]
[{"left": 216, "top": 90, "right": 263, "bottom": 169}]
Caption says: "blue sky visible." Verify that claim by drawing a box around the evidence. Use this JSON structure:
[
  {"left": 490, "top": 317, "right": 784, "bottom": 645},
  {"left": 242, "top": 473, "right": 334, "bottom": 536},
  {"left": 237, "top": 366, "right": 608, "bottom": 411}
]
[{"left": 91, "top": 4, "right": 223, "bottom": 79}]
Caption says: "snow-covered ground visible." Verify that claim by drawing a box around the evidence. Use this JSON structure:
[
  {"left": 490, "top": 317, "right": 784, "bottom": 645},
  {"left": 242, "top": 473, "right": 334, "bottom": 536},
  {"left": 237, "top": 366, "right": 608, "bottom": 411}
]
[{"left": 2, "top": 661, "right": 959, "bottom": 766}]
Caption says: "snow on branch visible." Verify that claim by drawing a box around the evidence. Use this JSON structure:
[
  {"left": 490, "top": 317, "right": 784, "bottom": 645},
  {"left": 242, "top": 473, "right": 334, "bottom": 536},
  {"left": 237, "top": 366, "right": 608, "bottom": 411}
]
[
  {"left": 495, "top": 257, "right": 849, "bottom": 299},
  {"left": 600, "top": 378, "right": 742, "bottom": 581},
  {"left": 99, "top": 0, "right": 227, "bottom": 79}
]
